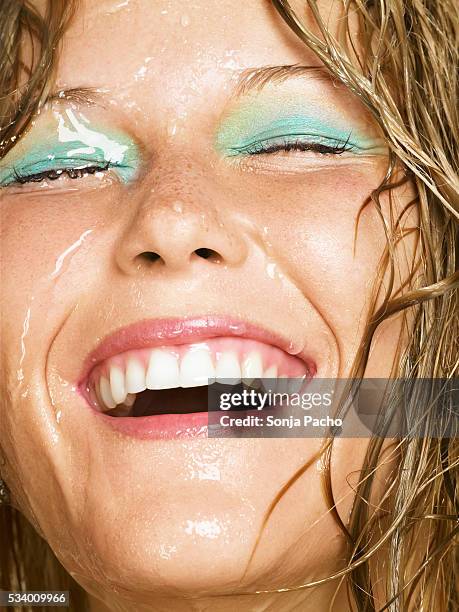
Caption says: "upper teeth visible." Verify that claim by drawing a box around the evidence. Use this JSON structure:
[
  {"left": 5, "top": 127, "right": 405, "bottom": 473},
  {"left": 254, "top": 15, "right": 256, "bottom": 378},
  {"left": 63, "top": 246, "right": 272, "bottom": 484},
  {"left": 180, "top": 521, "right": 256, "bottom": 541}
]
[
  {"left": 92, "top": 345, "right": 304, "bottom": 411},
  {"left": 146, "top": 349, "right": 180, "bottom": 390},
  {"left": 180, "top": 347, "right": 214, "bottom": 388}
]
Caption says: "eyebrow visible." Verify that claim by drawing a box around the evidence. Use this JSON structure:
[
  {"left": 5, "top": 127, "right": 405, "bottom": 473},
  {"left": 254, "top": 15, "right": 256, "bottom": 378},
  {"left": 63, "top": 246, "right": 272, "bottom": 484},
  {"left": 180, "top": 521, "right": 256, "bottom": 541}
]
[
  {"left": 232, "top": 64, "right": 334, "bottom": 96},
  {"left": 46, "top": 65, "right": 333, "bottom": 107},
  {"left": 46, "top": 87, "right": 107, "bottom": 106}
]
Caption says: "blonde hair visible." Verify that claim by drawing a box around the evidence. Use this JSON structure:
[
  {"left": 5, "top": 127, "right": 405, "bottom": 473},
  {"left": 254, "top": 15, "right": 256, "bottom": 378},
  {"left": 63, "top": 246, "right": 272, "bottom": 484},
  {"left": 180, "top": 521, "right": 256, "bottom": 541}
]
[{"left": 1, "top": 1, "right": 458, "bottom": 610}]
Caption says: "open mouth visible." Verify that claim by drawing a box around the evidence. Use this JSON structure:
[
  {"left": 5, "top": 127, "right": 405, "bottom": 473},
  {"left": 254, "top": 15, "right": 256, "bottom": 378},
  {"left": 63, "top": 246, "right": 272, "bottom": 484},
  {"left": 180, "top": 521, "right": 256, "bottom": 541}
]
[{"left": 83, "top": 337, "right": 310, "bottom": 418}]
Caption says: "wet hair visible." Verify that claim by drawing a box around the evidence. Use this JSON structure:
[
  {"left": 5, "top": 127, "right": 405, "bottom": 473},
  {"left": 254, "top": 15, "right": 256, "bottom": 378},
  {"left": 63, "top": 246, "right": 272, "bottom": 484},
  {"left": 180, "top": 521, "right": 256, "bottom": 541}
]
[{"left": 0, "top": 1, "right": 458, "bottom": 610}]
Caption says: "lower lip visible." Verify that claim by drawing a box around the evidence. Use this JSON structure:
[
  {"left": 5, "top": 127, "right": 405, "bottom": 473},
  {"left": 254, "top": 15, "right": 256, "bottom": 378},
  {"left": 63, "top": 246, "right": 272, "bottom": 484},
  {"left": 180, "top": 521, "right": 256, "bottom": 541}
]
[{"left": 98, "top": 410, "right": 209, "bottom": 440}]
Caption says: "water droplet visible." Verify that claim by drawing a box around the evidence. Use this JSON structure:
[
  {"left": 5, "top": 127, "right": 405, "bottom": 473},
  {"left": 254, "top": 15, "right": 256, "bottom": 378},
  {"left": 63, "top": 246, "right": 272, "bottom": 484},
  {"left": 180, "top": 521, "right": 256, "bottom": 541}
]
[
  {"left": 266, "top": 262, "right": 276, "bottom": 279},
  {"left": 159, "top": 544, "right": 177, "bottom": 560},
  {"left": 167, "top": 123, "right": 178, "bottom": 137},
  {"left": 228, "top": 322, "right": 246, "bottom": 335},
  {"left": 172, "top": 200, "right": 184, "bottom": 213},
  {"left": 134, "top": 65, "right": 147, "bottom": 81},
  {"left": 286, "top": 339, "right": 303, "bottom": 355},
  {"left": 184, "top": 518, "right": 222, "bottom": 539}
]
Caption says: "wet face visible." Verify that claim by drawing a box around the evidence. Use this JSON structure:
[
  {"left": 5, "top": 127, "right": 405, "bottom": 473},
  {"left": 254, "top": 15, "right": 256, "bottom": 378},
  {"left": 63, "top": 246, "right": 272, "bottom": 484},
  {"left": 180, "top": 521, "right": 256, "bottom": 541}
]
[{"left": 0, "top": 0, "right": 414, "bottom": 609}]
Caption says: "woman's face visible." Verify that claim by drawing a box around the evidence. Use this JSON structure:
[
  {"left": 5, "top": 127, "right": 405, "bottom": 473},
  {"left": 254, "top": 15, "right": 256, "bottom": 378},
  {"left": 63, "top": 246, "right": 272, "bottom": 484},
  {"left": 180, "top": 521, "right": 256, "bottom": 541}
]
[{"left": 0, "top": 0, "right": 414, "bottom": 609}]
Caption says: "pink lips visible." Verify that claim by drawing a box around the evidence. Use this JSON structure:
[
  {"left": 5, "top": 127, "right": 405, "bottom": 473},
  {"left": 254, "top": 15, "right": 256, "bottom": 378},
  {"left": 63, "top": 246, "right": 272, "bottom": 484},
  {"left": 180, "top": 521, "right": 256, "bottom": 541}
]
[{"left": 77, "top": 316, "right": 316, "bottom": 440}]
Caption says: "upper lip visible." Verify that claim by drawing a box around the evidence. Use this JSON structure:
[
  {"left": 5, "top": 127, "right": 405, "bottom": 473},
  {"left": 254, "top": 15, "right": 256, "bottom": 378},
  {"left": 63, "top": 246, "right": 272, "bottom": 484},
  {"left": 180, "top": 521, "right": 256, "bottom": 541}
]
[{"left": 77, "top": 315, "right": 316, "bottom": 387}]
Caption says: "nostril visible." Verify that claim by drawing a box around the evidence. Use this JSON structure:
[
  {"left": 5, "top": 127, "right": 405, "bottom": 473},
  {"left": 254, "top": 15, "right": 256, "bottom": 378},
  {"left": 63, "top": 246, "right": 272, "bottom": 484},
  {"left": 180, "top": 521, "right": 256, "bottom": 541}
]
[
  {"left": 140, "top": 251, "right": 162, "bottom": 263},
  {"left": 194, "top": 248, "right": 221, "bottom": 263},
  {"left": 195, "top": 248, "right": 212, "bottom": 259}
]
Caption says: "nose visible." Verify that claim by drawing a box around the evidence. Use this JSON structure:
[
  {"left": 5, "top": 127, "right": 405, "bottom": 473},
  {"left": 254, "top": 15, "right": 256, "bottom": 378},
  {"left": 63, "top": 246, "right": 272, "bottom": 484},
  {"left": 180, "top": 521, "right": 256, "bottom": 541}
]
[{"left": 115, "top": 193, "right": 248, "bottom": 275}]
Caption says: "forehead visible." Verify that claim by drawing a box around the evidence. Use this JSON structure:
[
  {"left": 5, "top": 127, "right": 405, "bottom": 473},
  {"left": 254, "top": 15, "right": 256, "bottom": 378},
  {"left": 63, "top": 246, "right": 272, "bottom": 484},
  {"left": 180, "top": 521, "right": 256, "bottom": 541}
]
[{"left": 56, "top": 0, "right": 330, "bottom": 92}]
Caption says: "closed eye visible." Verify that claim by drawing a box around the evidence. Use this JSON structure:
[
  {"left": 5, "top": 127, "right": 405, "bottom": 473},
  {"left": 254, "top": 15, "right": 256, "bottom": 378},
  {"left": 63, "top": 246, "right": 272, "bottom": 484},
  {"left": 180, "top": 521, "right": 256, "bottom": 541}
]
[
  {"left": 12, "top": 161, "right": 112, "bottom": 185},
  {"left": 1, "top": 154, "right": 138, "bottom": 189},
  {"left": 237, "top": 136, "right": 354, "bottom": 156},
  {"left": 227, "top": 132, "right": 355, "bottom": 157}
]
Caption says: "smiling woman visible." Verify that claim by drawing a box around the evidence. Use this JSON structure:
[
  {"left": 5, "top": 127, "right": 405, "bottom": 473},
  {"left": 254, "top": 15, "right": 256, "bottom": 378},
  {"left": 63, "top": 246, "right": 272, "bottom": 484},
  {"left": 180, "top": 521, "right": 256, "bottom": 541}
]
[{"left": 0, "top": 1, "right": 458, "bottom": 612}]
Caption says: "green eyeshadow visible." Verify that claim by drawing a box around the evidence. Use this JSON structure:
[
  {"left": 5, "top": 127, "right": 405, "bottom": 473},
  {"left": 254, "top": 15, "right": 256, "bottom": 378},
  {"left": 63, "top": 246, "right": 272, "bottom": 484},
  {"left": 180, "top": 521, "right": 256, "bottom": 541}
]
[
  {"left": 0, "top": 108, "right": 140, "bottom": 187},
  {"left": 215, "top": 101, "right": 386, "bottom": 156}
]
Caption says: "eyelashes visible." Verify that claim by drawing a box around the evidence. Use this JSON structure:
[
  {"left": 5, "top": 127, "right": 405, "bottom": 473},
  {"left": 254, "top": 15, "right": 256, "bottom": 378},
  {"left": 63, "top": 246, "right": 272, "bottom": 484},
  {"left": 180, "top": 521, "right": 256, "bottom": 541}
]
[
  {"left": 230, "top": 135, "right": 354, "bottom": 156},
  {"left": 12, "top": 161, "right": 112, "bottom": 184},
  {"left": 2, "top": 155, "right": 138, "bottom": 188}
]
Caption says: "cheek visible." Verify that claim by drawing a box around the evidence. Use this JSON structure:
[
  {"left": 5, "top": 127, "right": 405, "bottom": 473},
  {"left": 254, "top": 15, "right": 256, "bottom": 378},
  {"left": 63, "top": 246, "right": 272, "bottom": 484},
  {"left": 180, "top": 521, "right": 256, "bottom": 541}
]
[
  {"left": 0, "top": 195, "right": 100, "bottom": 367},
  {"left": 0, "top": 193, "right": 105, "bottom": 511},
  {"left": 0, "top": 181, "right": 132, "bottom": 334},
  {"left": 238, "top": 164, "right": 388, "bottom": 347}
]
